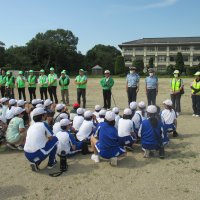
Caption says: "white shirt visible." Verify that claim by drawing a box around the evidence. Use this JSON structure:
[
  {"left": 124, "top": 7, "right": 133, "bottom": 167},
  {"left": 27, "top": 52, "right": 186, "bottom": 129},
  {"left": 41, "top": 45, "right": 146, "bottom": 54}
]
[
  {"left": 76, "top": 120, "right": 95, "bottom": 141},
  {"left": 161, "top": 109, "right": 176, "bottom": 124},
  {"left": 6, "top": 106, "right": 15, "bottom": 120},
  {"left": 93, "top": 111, "right": 100, "bottom": 118},
  {"left": 97, "top": 117, "right": 104, "bottom": 123},
  {"left": 53, "top": 122, "right": 62, "bottom": 135},
  {"left": 114, "top": 114, "right": 121, "bottom": 130},
  {"left": 70, "top": 113, "right": 77, "bottom": 121},
  {"left": 132, "top": 110, "right": 147, "bottom": 130},
  {"left": 24, "top": 122, "right": 52, "bottom": 153},
  {"left": 118, "top": 118, "right": 134, "bottom": 137},
  {"left": 1, "top": 105, "right": 8, "bottom": 119},
  {"left": 56, "top": 131, "right": 71, "bottom": 155},
  {"left": 73, "top": 115, "right": 84, "bottom": 131},
  {"left": 30, "top": 111, "right": 34, "bottom": 125}
]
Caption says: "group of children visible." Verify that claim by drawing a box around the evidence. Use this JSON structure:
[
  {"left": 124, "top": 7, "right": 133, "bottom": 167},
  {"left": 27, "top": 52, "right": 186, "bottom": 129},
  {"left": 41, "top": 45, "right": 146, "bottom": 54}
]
[{"left": 0, "top": 97, "right": 178, "bottom": 171}]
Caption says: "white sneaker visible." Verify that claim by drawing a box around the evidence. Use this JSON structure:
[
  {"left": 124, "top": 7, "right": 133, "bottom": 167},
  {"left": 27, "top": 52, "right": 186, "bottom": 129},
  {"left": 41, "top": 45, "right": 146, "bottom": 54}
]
[
  {"left": 110, "top": 157, "right": 118, "bottom": 166},
  {"left": 91, "top": 154, "right": 100, "bottom": 163},
  {"left": 144, "top": 150, "right": 150, "bottom": 158},
  {"left": 196, "top": 115, "right": 200, "bottom": 117},
  {"left": 192, "top": 114, "right": 196, "bottom": 117},
  {"left": 176, "top": 112, "right": 179, "bottom": 116}
]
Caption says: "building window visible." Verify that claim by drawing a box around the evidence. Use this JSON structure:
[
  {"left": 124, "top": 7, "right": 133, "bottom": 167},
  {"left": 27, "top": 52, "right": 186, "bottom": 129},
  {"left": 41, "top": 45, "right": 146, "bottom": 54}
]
[
  {"left": 181, "top": 46, "right": 190, "bottom": 51},
  {"left": 124, "top": 55, "right": 132, "bottom": 62},
  {"left": 124, "top": 48, "right": 133, "bottom": 52},
  {"left": 158, "top": 56, "right": 166, "bottom": 62},
  {"left": 135, "top": 47, "right": 143, "bottom": 51},
  {"left": 147, "top": 47, "right": 155, "bottom": 52},
  {"left": 193, "top": 55, "right": 200, "bottom": 62},
  {"left": 135, "top": 56, "right": 144, "bottom": 61},
  {"left": 157, "top": 65, "right": 166, "bottom": 72},
  {"left": 170, "top": 56, "right": 176, "bottom": 62},
  {"left": 194, "top": 46, "right": 200, "bottom": 51},
  {"left": 183, "top": 56, "right": 189, "bottom": 62},
  {"left": 169, "top": 46, "right": 178, "bottom": 51},
  {"left": 157, "top": 46, "right": 166, "bottom": 51}
]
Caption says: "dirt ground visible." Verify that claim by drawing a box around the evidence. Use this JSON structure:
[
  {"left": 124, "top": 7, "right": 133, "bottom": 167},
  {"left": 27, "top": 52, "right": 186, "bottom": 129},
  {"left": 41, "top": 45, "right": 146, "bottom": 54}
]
[{"left": 0, "top": 77, "right": 200, "bottom": 200}]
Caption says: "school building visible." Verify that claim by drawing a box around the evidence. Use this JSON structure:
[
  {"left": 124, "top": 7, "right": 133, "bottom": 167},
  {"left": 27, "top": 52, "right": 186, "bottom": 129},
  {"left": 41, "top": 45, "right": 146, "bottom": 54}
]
[{"left": 119, "top": 37, "right": 200, "bottom": 73}]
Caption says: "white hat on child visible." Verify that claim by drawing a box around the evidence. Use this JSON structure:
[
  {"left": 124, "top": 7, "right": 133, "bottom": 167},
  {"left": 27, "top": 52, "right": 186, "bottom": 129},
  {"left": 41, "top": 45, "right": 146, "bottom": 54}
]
[
  {"left": 112, "top": 107, "right": 119, "bottom": 114},
  {"left": 60, "top": 113, "right": 69, "bottom": 119},
  {"left": 129, "top": 102, "right": 137, "bottom": 110},
  {"left": 105, "top": 111, "right": 115, "bottom": 121},
  {"left": 163, "top": 99, "right": 173, "bottom": 106},
  {"left": 60, "top": 119, "right": 72, "bottom": 126},
  {"left": 84, "top": 111, "right": 93, "bottom": 118},
  {"left": 17, "top": 100, "right": 27, "bottom": 107},
  {"left": 0, "top": 97, "right": 9, "bottom": 104},
  {"left": 77, "top": 108, "right": 84, "bottom": 115},
  {"left": 56, "top": 104, "right": 65, "bottom": 111},
  {"left": 95, "top": 105, "right": 101, "bottom": 111},
  {"left": 138, "top": 101, "right": 146, "bottom": 109},
  {"left": 32, "top": 107, "right": 46, "bottom": 117},
  {"left": 9, "top": 99, "right": 17, "bottom": 105},
  {"left": 124, "top": 108, "right": 132, "bottom": 115},
  {"left": 147, "top": 105, "right": 157, "bottom": 114},
  {"left": 14, "top": 107, "right": 25, "bottom": 116},
  {"left": 99, "top": 109, "right": 106, "bottom": 116},
  {"left": 44, "top": 99, "right": 52, "bottom": 107}
]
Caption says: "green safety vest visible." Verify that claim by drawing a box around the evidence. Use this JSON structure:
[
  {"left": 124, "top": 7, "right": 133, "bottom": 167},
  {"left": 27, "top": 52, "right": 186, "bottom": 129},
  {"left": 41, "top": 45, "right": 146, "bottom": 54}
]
[
  {"left": 48, "top": 73, "right": 57, "bottom": 86},
  {"left": 59, "top": 76, "right": 70, "bottom": 90},
  {"left": 75, "top": 75, "right": 87, "bottom": 89},
  {"left": 16, "top": 76, "right": 25, "bottom": 88},
  {"left": 192, "top": 79, "right": 200, "bottom": 95},
  {"left": 38, "top": 75, "right": 48, "bottom": 88},
  {"left": 5, "top": 76, "right": 15, "bottom": 88},
  {"left": 171, "top": 78, "right": 182, "bottom": 92},
  {"left": 28, "top": 75, "right": 36, "bottom": 88},
  {"left": 0, "top": 75, "right": 6, "bottom": 86},
  {"left": 100, "top": 77, "right": 114, "bottom": 90}
]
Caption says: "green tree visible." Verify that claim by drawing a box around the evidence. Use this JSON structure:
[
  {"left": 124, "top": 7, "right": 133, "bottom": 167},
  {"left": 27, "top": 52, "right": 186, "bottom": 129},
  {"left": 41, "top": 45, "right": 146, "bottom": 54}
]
[
  {"left": 175, "top": 52, "right": 185, "bottom": 73},
  {"left": 114, "top": 56, "right": 125, "bottom": 74},
  {"left": 132, "top": 59, "right": 144, "bottom": 74},
  {"left": 0, "top": 41, "right": 5, "bottom": 67},
  {"left": 85, "top": 44, "right": 121, "bottom": 74},
  {"left": 167, "top": 64, "right": 175, "bottom": 75},
  {"left": 148, "top": 57, "right": 154, "bottom": 68}
]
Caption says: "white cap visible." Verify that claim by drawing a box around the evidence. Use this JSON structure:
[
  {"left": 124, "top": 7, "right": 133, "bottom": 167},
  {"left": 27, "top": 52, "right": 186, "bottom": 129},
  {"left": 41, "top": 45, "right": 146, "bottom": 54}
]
[
  {"left": 112, "top": 107, "right": 119, "bottom": 114},
  {"left": 105, "top": 111, "right": 115, "bottom": 121},
  {"left": 173, "top": 70, "right": 180, "bottom": 74},
  {"left": 36, "top": 104, "right": 44, "bottom": 108},
  {"left": 9, "top": 99, "right": 17, "bottom": 105},
  {"left": 95, "top": 105, "right": 101, "bottom": 111},
  {"left": 17, "top": 100, "right": 27, "bottom": 107},
  {"left": 0, "top": 116, "right": 6, "bottom": 123},
  {"left": 163, "top": 99, "right": 173, "bottom": 106},
  {"left": 32, "top": 99, "right": 38, "bottom": 105},
  {"left": 147, "top": 105, "right": 157, "bottom": 114},
  {"left": 6, "top": 109, "right": 14, "bottom": 120},
  {"left": 60, "top": 119, "right": 72, "bottom": 126},
  {"left": 56, "top": 104, "right": 65, "bottom": 111},
  {"left": 44, "top": 99, "right": 52, "bottom": 107},
  {"left": 0, "top": 97, "right": 9, "bottom": 104},
  {"left": 104, "top": 70, "right": 110, "bottom": 74},
  {"left": 60, "top": 113, "right": 69, "bottom": 119},
  {"left": 37, "top": 99, "right": 43, "bottom": 104},
  {"left": 84, "top": 110, "right": 93, "bottom": 118},
  {"left": 123, "top": 108, "right": 132, "bottom": 115},
  {"left": 77, "top": 108, "right": 84, "bottom": 115},
  {"left": 14, "top": 107, "right": 25, "bottom": 116},
  {"left": 129, "top": 101, "right": 137, "bottom": 110},
  {"left": 138, "top": 101, "right": 146, "bottom": 109},
  {"left": 99, "top": 109, "right": 106, "bottom": 116},
  {"left": 32, "top": 107, "right": 46, "bottom": 117}
]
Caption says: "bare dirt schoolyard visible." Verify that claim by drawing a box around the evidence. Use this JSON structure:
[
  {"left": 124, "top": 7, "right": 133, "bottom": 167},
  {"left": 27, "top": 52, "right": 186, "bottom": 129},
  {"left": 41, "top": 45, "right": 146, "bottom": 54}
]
[{"left": 0, "top": 77, "right": 200, "bottom": 200}]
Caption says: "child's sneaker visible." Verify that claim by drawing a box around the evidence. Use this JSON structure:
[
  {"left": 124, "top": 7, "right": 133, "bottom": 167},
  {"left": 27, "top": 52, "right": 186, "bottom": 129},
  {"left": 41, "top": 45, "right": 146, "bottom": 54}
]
[
  {"left": 6, "top": 143, "right": 17, "bottom": 150},
  {"left": 47, "top": 160, "right": 57, "bottom": 169},
  {"left": 30, "top": 163, "right": 39, "bottom": 172},
  {"left": 110, "top": 157, "right": 118, "bottom": 166},
  {"left": 173, "top": 131, "right": 178, "bottom": 137},
  {"left": 143, "top": 150, "right": 150, "bottom": 158},
  {"left": 91, "top": 154, "right": 100, "bottom": 163}
]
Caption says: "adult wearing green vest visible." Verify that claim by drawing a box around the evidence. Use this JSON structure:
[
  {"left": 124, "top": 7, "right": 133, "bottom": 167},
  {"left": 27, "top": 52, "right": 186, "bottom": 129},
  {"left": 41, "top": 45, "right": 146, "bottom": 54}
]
[
  {"left": 28, "top": 70, "right": 37, "bottom": 102},
  {"left": 16, "top": 71, "right": 26, "bottom": 100},
  {"left": 5, "top": 71, "right": 15, "bottom": 99},
  {"left": 48, "top": 67, "right": 58, "bottom": 104},
  {"left": 38, "top": 69, "right": 48, "bottom": 100},
  {"left": 59, "top": 70, "right": 70, "bottom": 105},
  {"left": 190, "top": 71, "right": 200, "bottom": 117},
  {"left": 100, "top": 70, "right": 114, "bottom": 109},
  {"left": 74, "top": 69, "right": 87, "bottom": 108},
  {"left": 0, "top": 69, "right": 6, "bottom": 97},
  {"left": 170, "top": 70, "right": 184, "bottom": 116}
]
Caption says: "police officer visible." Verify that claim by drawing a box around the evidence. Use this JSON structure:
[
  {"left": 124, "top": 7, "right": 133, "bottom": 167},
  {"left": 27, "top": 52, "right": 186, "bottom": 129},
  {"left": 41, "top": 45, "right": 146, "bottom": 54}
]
[
  {"left": 16, "top": 71, "right": 26, "bottom": 100},
  {"left": 190, "top": 71, "right": 200, "bottom": 117},
  {"left": 100, "top": 70, "right": 114, "bottom": 109},
  {"left": 126, "top": 66, "right": 140, "bottom": 104},
  {"left": 145, "top": 68, "right": 158, "bottom": 105},
  {"left": 170, "top": 70, "right": 184, "bottom": 116},
  {"left": 38, "top": 69, "right": 48, "bottom": 100},
  {"left": 48, "top": 67, "right": 58, "bottom": 104},
  {"left": 28, "top": 70, "right": 37, "bottom": 102},
  {"left": 74, "top": 69, "right": 87, "bottom": 108}
]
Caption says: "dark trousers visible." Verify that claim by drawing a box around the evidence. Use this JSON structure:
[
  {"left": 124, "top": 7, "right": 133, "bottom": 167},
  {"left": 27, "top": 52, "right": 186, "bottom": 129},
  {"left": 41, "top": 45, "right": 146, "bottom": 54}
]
[
  {"left": 1, "top": 86, "right": 5, "bottom": 97},
  {"left": 5, "top": 88, "right": 14, "bottom": 99},
  {"left": 48, "top": 86, "right": 58, "bottom": 103},
  {"left": 171, "top": 93, "right": 181, "bottom": 112},
  {"left": 77, "top": 88, "right": 86, "bottom": 108},
  {"left": 127, "top": 87, "right": 137, "bottom": 104},
  {"left": 147, "top": 89, "right": 157, "bottom": 105},
  {"left": 191, "top": 95, "right": 200, "bottom": 115},
  {"left": 28, "top": 87, "right": 36, "bottom": 102},
  {"left": 103, "top": 89, "right": 111, "bottom": 109},
  {"left": 18, "top": 88, "right": 26, "bottom": 100},
  {"left": 40, "top": 87, "right": 48, "bottom": 100}
]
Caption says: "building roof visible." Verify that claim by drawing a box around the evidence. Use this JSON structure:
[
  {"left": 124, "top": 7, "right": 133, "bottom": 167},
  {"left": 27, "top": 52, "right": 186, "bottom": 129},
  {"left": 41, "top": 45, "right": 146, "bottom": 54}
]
[
  {"left": 92, "top": 65, "right": 102, "bottom": 70},
  {"left": 119, "top": 37, "right": 200, "bottom": 48}
]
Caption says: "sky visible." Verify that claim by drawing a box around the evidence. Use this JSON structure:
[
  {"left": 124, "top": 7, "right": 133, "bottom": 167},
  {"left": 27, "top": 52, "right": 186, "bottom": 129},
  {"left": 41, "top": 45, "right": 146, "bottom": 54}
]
[{"left": 0, "top": 0, "right": 200, "bottom": 54}]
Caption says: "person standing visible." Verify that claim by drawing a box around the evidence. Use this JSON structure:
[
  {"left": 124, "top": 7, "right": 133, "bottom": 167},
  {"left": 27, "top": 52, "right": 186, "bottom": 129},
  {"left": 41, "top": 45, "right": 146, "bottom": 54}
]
[
  {"left": 190, "top": 71, "right": 200, "bottom": 117},
  {"left": 5, "top": 71, "right": 15, "bottom": 99},
  {"left": 28, "top": 70, "right": 37, "bottom": 102},
  {"left": 0, "top": 69, "right": 6, "bottom": 97},
  {"left": 16, "top": 71, "right": 26, "bottom": 100},
  {"left": 75, "top": 69, "right": 87, "bottom": 108},
  {"left": 126, "top": 66, "right": 140, "bottom": 104},
  {"left": 100, "top": 70, "right": 114, "bottom": 109},
  {"left": 145, "top": 68, "right": 158, "bottom": 105},
  {"left": 170, "top": 70, "right": 184, "bottom": 116},
  {"left": 59, "top": 70, "right": 70, "bottom": 105},
  {"left": 48, "top": 67, "right": 58, "bottom": 104},
  {"left": 38, "top": 69, "right": 48, "bottom": 100}
]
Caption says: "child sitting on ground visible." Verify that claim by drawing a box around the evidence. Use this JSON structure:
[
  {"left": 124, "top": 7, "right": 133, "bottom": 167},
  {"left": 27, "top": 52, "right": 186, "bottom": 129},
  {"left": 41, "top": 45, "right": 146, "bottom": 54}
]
[
  {"left": 73, "top": 108, "right": 84, "bottom": 132},
  {"left": 112, "top": 107, "right": 121, "bottom": 130}
]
